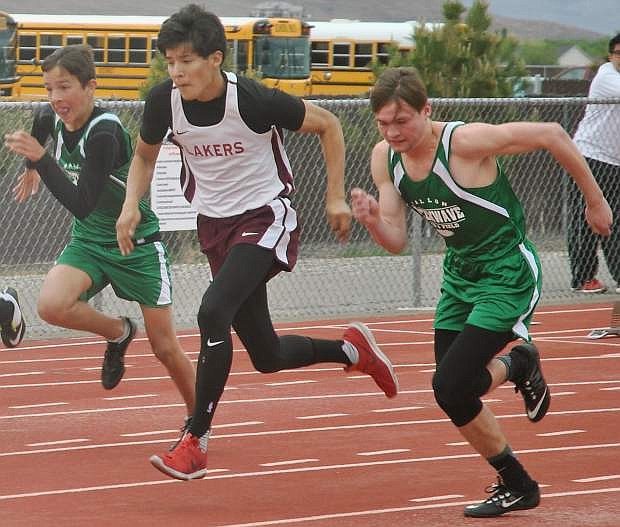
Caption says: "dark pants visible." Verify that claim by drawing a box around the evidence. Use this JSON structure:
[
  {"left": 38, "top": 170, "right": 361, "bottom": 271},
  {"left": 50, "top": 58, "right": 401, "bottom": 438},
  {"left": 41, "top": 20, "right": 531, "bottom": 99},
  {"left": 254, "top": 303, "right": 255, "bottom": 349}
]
[{"left": 567, "top": 157, "right": 620, "bottom": 288}]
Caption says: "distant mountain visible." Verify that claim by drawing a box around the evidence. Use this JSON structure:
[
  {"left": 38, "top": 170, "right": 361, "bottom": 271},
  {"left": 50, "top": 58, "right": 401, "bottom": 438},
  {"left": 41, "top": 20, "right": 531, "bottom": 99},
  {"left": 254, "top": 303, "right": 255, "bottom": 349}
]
[{"left": 0, "top": 0, "right": 608, "bottom": 40}]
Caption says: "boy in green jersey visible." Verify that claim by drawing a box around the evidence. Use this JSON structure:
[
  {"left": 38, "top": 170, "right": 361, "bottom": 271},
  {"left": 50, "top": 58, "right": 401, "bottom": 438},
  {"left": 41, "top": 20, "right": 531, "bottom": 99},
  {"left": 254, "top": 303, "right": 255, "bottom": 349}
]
[
  {"left": 5, "top": 45, "right": 195, "bottom": 427},
  {"left": 351, "top": 67, "right": 612, "bottom": 518}
]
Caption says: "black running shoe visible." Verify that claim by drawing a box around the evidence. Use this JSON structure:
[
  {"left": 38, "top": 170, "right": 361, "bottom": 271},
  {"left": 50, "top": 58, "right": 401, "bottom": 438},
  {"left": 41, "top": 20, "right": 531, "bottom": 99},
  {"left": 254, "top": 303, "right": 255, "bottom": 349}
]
[
  {"left": 464, "top": 479, "right": 540, "bottom": 518},
  {"left": 101, "top": 317, "right": 136, "bottom": 389},
  {"left": 0, "top": 287, "right": 26, "bottom": 349},
  {"left": 512, "top": 343, "right": 551, "bottom": 422}
]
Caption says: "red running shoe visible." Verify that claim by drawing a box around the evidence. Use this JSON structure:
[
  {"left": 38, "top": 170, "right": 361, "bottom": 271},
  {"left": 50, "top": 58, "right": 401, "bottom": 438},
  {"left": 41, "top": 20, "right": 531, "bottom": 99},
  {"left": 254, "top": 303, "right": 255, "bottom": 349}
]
[
  {"left": 343, "top": 322, "right": 399, "bottom": 398},
  {"left": 150, "top": 433, "right": 207, "bottom": 480},
  {"left": 573, "top": 278, "right": 607, "bottom": 293}
]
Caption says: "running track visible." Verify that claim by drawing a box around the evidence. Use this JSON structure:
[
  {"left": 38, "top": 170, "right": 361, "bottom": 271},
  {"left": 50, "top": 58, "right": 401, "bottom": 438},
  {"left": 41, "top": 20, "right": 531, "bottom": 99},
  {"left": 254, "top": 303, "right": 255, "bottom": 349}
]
[{"left": 1, "top": 303, "right": 619, "bottom": 526}]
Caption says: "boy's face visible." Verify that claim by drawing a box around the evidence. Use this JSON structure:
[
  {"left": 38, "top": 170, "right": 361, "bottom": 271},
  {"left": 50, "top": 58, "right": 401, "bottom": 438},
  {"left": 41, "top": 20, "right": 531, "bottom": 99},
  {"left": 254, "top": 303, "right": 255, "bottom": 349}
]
[
  {"left": 164, "top": 43, "right": 224, "bottom": 101},
  {"left": 374, "top": 98, "right": 431, "bottom": 153},
  {"left": 43, "top": 66, "right": 95, "bottom": 131},
  {"left": 609, "top": 43, "right": 620, "bottom": 73}
]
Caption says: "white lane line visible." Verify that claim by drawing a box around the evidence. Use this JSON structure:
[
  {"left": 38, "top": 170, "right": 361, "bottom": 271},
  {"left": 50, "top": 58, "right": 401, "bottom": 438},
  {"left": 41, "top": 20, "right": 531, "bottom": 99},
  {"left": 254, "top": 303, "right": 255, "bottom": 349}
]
[
  {"left": 574, "top": 475, "right": 620, "bottom": 483},
  {"left": 0, "top": 371, "right": 44, "bottom": 378},
  {"left": 297, "top": 414, "right": 348, "bottom": 420},
  {"left": 0, "top": 376, "right": 243, "bottom": 389},
  {"left": 537, "top": 430, "right": 585, "bottom": 437},
  {"left": 372, "top": 406, "right": 425, "bottom": 413},
  {"left": 265, "top": 380, "right": 317, "bottom": 386},
  {"left": 9, "top": 402, "right": 68, "bottom": 409},
  {"left": 409, "top": 494, "right": 463, "bottom": 502},
  {"left": 260, "top": 459, "right": 318, "bottom": 467},
  {"left": 357, "top": 449, "right": 410, "bottom": 456},
  {"left": 601, "top": 386, "right": 620, "bottom": 391},
  {"left": 121, "top": 421, "right": 264, "bottom": 437},
  {"left": 27, "top": 439, "right": 90, "bottom": 447},
  {"left": 103, "top": 394, "right": 157, "bottom": 401},
  {"left": 446, "top": 442, "right": 468, "bottom": 446},
  {"left": 2, "top": 414, "right": 619, "bottom": 457},
  {"left": 3, "top": 394, "right": 620, "bottom": 421},
  {"left": 538, "top": 339, "right": 620, "bottom": 348},
  {"left": 550, "top": 392, "right": 577, "bottom": 396}
]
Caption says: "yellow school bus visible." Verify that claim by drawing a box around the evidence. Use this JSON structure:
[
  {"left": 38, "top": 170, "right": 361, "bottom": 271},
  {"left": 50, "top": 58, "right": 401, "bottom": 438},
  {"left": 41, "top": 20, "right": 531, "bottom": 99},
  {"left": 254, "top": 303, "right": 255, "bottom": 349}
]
[
  {"left": 308, "top": 20, "right": 430, "bottom": 96},
  {"left": 9, "top": 14, "right": 312, "bottom": 99}
]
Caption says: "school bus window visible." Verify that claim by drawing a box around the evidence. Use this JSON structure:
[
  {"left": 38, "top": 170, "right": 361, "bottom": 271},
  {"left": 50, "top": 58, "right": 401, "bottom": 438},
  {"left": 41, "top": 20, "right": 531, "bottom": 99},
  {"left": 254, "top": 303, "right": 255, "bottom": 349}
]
[
  {"left": 67, "top": 35, "right": 84, "bottom": 46},
  {"left": 333, "top": 43, "right": 350, "bottom": 67},
  {"left": 108, "top": 35, "right": 126, "bottom": 63},
  {"left": 377, "top": 43, "right": 391, "bottom": 64},
  {"left": 18, "top": 33, "right": 36, "bottom": 61},
  {"left": 354, "top": 43, "right": 372, "bottom": 68},
  {"left": 227, "top": 39, "right": 248, "bottom": 72},
  {"left": 40, "top": 34, "right": 62, "bottom": 61},
  {"left": 150, "top": 37, "right": 158, "bottom": 60},
  {"left": 86, "top": 35, "right": 105, "bottom": 63},
  {"left": 129, "top": 36, "right": 147, "bottom": 64},
  {"left": 311, "top": 41, "right": 328, "bottom": 66}
]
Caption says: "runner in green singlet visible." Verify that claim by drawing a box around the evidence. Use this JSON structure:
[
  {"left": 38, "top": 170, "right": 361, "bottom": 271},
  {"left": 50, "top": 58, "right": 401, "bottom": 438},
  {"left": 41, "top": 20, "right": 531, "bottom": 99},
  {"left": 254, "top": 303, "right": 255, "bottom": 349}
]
[
  {"left": 5, "top": 45, "right": 195, "bottom": 433},
  {"left": 351, "top": 67, "right": 612, "bottom": 519}
]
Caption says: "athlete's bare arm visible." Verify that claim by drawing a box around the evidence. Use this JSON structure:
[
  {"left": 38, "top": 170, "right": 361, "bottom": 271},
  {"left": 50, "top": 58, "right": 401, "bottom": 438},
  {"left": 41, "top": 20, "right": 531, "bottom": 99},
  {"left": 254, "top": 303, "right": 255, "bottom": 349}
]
[
  {"left": 452, "top": 122, "right": 612, "bottom": 236},
  {"left": 116, "top": 138, "right": 162, "bottom": 255},
  {"left": 351, "top": 141, "right": 408, "bottom": 254},
  {"left": 297, "top": 100, "right": 351, "bottom": 242}
]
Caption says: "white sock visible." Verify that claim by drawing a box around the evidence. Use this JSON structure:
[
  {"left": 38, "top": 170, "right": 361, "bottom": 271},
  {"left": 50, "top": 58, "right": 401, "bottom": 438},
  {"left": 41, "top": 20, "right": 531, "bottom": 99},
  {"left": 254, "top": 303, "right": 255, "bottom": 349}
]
[
  {"left": 198, "top": 429, "right": 210, "bottom": 453},
  {"left": 109, "top": 318, "right": 130, "bottom": 343},
  {"left": 342, "top": 341, "right": 359, "bottom": 365}
]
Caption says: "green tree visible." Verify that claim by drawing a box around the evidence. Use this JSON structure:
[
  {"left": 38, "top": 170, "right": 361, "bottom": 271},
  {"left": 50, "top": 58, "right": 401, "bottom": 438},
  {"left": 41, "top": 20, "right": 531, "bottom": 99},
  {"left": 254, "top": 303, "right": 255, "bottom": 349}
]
[
  {"left": 138, "top": 52, "right": 168, "bottom": 99},
  {"left": 378, "top": 0, "right": 526, "bottom": 98}
]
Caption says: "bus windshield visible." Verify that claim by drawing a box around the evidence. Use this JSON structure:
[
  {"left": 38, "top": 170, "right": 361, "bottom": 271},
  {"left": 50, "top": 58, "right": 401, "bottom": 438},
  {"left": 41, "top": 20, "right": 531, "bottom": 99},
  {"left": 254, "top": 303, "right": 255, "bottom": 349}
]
[
  {"left": 254, "top": 36, "right": 309, "bottom": 79},
  {"left": 0, "top": 14, "right": 17, "bottom": 83}
]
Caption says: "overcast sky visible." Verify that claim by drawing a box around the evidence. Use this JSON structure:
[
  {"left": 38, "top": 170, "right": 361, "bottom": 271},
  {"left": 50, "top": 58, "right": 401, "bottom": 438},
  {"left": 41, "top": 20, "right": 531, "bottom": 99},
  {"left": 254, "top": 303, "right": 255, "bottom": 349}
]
[{"left": 463, "top": 0, "right": 618, "bottom": 36}]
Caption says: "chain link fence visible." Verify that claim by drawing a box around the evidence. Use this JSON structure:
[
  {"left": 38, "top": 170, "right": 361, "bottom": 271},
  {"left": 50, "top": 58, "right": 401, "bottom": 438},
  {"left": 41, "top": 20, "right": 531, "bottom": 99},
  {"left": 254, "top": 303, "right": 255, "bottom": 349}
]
[{"left": 1, "top": 97, "right": 618, "bottom": 339}]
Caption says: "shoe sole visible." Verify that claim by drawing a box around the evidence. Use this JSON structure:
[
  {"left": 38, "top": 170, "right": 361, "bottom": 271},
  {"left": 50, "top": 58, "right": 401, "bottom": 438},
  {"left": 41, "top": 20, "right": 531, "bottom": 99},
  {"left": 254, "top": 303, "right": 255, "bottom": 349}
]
[
  {"left": 348, "top": 321, "right": 399, "bottom": 398},
  {"left": 149, "top": 454, "right": 207, "bottom": 480},
  {"left": 464, "top": 498, "right": 540, "bottom": 518}
]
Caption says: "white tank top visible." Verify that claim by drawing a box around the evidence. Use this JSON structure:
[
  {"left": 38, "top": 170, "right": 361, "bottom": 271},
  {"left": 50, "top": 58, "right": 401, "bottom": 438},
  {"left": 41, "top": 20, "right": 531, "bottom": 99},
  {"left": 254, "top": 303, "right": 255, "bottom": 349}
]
[{"left": 171, "top": 71, "right": 294, "bottom": 217}]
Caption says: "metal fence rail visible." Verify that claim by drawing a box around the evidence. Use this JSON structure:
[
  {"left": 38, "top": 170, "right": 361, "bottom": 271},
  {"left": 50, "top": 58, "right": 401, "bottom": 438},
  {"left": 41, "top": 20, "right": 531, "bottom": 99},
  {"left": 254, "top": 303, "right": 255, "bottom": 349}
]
[{"left": 0, "top": 97, "right": 618, "bottom": 339}]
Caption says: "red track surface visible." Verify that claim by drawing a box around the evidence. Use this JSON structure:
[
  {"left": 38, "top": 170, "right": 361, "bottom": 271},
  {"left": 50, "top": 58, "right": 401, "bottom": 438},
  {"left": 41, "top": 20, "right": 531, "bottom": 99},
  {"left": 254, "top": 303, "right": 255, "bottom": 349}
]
[{"left": 1, "top": 303, "right": 619, "bottom": 526}]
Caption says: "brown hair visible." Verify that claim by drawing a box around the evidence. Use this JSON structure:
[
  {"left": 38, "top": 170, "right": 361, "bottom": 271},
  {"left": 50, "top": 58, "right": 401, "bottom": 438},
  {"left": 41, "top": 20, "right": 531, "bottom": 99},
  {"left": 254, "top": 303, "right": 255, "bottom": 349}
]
[
  {"left": 370, "top": 67, "right": 428, "bottom": 114},
  {"left": 41, "top": 44, "right": 95, "bottom": 87}
]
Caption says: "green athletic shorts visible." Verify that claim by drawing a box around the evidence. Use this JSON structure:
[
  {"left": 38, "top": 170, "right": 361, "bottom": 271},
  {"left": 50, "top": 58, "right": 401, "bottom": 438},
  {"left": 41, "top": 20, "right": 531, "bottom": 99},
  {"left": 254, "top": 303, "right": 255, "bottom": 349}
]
[
  {"left": 56, "top": 238, "right": 172, "bottom": 307},
  {"left": 434, "top": 240, "right": 542, "bottom": 341}
]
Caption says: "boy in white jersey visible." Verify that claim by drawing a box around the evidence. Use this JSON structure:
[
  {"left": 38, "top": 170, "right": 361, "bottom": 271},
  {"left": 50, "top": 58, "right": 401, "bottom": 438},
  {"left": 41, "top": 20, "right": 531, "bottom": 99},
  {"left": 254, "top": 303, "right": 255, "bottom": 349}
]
[
  {"left": 5, "top": 45, "right": 196, "bottom": 424},
  {"left": 116, "top": 4, "right": 399, "bottom": 481},
  {"left": 351, "top": 67, "right": 612, "bottom": 518}
]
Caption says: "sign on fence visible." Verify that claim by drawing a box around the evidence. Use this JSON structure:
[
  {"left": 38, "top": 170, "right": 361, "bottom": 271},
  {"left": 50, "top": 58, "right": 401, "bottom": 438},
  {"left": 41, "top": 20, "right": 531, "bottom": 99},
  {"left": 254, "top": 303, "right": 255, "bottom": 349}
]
[{"left": 150, "top": 140, "right": 197, "bottom": 231}]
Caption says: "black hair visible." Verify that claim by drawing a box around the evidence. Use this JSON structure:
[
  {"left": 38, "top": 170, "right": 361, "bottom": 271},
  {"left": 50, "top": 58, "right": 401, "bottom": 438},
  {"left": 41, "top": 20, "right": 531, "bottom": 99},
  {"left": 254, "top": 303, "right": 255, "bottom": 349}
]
[{"left": 157, "top": 4, "right": 226, "bottom": 60}]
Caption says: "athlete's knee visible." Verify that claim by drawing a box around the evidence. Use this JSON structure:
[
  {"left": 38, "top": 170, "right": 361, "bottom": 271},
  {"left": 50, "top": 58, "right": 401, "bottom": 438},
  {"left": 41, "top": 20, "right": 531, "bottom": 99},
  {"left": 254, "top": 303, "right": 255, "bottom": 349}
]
[
  {"left": 249, "top": 351, "right": 284, "bottom": 373},
  {"left": 150, "top": 341, "right": 183, "bottom": 366},
  {"left": 197, "top": 296, "right": 231, "bottom": 333},
  {"left": 37, "top": 297, "right": 68, "bottom": 326},
  {"left": 432, "top": 370, "right": 484, "bottom": 426}
]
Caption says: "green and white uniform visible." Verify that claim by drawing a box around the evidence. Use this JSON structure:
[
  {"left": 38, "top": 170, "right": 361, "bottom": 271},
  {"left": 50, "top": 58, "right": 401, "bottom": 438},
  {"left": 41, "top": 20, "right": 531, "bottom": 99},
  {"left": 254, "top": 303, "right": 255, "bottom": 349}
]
[
  {"left": 35, "top": 107, "right": 172, "bottom": 307},
  {"left": 388, "top": 121, "right": 542, "bottom": 340}
]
